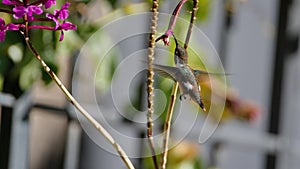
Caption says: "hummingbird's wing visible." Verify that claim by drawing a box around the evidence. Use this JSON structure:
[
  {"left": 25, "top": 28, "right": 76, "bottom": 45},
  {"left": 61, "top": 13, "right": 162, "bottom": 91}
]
[
  {"left": 193, "top": 69, "right": 230, "bottom": 83},
  {"left": 153, "top": 64, "right": 181, "bottom": 81}
]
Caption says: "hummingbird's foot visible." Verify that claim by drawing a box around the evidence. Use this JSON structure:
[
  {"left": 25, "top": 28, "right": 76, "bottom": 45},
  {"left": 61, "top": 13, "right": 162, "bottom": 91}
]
[{"left": 179, "top": 94, "right": 187, "bottom": 100}]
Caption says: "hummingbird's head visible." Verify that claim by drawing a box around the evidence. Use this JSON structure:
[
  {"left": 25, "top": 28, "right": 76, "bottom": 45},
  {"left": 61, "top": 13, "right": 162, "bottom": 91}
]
[
  {"left": 173, "top": 34, "right": 188, "bottom": 64},
  {"left": 174, "top": 46, "right": 188, "bottom": 65}
]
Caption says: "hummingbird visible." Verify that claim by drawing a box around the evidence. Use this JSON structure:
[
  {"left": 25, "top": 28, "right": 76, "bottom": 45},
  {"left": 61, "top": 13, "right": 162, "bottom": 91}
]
[{"left": 153, "top": 35, "right": 206, "bottom": 111}]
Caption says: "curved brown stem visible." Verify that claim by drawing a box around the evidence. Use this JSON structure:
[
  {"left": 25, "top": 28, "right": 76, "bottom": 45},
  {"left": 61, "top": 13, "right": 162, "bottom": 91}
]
[{"left": 23, "top": 20, "right": 135, "bottom": 169}]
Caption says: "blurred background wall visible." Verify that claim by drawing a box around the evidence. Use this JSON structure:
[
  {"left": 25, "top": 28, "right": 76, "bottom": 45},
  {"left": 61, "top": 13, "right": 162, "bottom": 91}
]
[{"left": 0, "top": 0, "right": 300, "bottom": 169}]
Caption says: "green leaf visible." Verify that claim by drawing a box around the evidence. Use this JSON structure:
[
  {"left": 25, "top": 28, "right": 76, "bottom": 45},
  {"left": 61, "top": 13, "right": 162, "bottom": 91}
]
[
  {"left": 0, "top": 56, "right": 13, "bottom": 75},
  {"left": 0, "top": 75, "right": 3, "bottom": 91},
  {"left": 19, "top": 61, "right": 40, "bottom": 90},
  {"left": 107, "top": 0, "right": 118, "bottom": 8}
]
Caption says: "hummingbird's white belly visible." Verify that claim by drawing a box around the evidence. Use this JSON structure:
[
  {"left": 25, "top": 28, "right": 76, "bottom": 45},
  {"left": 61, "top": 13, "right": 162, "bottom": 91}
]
[{"left": 183, "top": 82, "right": 193, "bottom": 90}]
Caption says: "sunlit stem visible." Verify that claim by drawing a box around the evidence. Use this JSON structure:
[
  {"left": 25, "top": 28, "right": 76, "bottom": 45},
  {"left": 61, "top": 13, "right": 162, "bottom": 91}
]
[
  {"left": 160, "top": 82, "right": 179, "bottom": 169},
  {"left": 160, "top": 0, "right": 199, "bottom": 168},
  {"left": 184, "top": 0, "right": 199, "bottom": 49}
]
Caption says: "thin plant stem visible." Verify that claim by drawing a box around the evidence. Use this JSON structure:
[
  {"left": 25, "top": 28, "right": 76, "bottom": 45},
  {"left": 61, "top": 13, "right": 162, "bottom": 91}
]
[
  {"left": 147, "top": 0, "right": 160, "bottom": 169},
  {"left": 22, "top": 18, "right": 135, "bottom": 169},
  {"left": 28, "top": 25, "right": 55, "bottom": 30},
  {"left": 184, "top": 0, "right": 199, "bottom": 49},
  {"left": 160, "top": 82, "right": 179, "bottom": 169},
  {"left": 0, "top": 9, "right": 14, "bottom": 14},
  {"left": 160, "top": 0, "right": 199, "bottom": 168}
]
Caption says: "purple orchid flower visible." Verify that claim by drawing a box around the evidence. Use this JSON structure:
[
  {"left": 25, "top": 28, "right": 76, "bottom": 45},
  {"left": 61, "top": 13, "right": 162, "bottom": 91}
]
[
  {"left": 0, "top": 18, "right": 19, "bottom": 41},
  {"left": 58, "top": 21, "right": 76, "bottom": 41},
  {"left": 27, "top": 21, "right": 76, "bottom": 41},
  {"left": 2, "top": 0, "right": 22, "bottom": 6},
  {"left": 56, "top": 2, "right": 70, "bottom": 20},
  {"left": 44, "top": 0, "right": 56, "bottom": 9},
  {"left": 45, "top": 2, "right": 76, "bottom": 41},
  {"left": 13, "top": 5, "right": 43, "bottom": 21},
  {"left": 0, "top": 1, "right": 75, "bottom": 42},
  {"left": 46, "top": 2, "right": 70, "bottom": 29},
  {"left": 45, "top": 13, "right": 59, "bottom": 29}
]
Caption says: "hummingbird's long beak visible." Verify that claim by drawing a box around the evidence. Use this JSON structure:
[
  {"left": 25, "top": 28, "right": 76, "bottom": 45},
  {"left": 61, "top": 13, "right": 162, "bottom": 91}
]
[{"left": 172, "top": 34, "right": 179, "bottom": 47}]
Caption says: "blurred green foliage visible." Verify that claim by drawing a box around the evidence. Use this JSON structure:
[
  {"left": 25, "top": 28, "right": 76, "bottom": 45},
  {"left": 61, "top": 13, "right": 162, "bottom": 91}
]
[
  {"left": 186, "top": 0, "right": 211, "bottom": 22},
  {"left": 0, "top": 5, "right": 59, "bottom": 93}
]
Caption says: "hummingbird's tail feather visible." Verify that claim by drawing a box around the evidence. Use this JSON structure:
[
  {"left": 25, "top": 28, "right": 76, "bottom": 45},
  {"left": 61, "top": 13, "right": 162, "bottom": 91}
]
[
  {"left": 193, "top": 69, "right": 231, "bottom": 76},
  {"left": 194, "top": 69, "right": 231, "bottom": 84}
]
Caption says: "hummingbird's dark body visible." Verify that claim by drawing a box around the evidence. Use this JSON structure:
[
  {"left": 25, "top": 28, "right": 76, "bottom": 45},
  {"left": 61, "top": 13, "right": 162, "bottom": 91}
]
[{"left": 153, "top": 35, "right": 206, "bottom": 111}]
